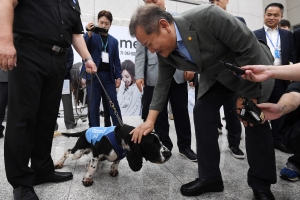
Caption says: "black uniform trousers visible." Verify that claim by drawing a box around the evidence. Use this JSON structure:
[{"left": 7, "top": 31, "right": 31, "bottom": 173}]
[
  {"left": 0, "top": 82, "right": 8, "bottom": 134},
  {"left": 142, "top": 78, "right": 192, "bottom": 151},
  {"left": 4, "top": 41, "right": 66, "bottom": 188},
  {"left": 194, "top": 81, "right": 276, "bottom": 190},
  {"left": 268, "top": 79, "right": 287, "bottom": 145}
]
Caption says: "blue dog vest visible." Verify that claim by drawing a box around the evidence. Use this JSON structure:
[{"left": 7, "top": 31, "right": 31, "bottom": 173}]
[{"left": 85, "top": 126, "right": 128, "bottom": 161}]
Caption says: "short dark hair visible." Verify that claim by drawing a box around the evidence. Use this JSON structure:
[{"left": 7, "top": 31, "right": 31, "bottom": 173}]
[
  {"left": 121, "top": 60, "right": 135, "bottom": 80},
  {"left": 265, "top": 3, "right": 284, "bottom": 15},
  {"left": 279, "top": 19, "right": 291, "bottom": 28},
  {"left": 97, "top": 10, "right": 113, "bottom": 23},
  {"left": 129, "top": 5, "right": 174, "bottom": 37}
]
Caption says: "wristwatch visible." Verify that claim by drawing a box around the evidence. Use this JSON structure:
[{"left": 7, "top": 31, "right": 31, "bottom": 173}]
[{"left": 84, "top": 57, "right": 93, "bottom": 62}]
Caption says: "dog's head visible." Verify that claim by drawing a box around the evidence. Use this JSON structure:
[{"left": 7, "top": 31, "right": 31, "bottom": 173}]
[{"left": 114, "top": 124, "right": 171, "bottom": 172}]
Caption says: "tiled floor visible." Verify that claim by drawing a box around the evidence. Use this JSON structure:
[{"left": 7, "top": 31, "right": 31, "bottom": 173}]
[{"left": 0, "top": 110, "right": 299, "bottom": 199}]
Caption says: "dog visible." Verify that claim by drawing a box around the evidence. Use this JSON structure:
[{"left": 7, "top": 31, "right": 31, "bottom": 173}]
[{"left": 54, "top": 124, "right": 171, "bottom": 186}]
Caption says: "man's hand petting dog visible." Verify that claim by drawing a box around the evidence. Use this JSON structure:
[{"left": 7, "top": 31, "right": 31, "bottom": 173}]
[
  {"left": 53, "top": 124, "right": 171, "bottom": 187},
  {"left": 130, "top": 120, "right": 154, "bottom": 144}
]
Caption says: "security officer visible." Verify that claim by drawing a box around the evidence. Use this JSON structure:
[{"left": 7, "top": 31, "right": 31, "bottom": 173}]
[{"left": 0, "top": 0, "right": 97, "bottom": 199}]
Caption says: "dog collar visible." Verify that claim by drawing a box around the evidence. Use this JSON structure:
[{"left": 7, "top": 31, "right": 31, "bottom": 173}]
[{"left": 105, "top": 131, "right": 128, "bottom": 161}]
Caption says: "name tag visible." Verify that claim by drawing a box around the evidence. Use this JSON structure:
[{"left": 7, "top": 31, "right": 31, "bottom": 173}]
[
  {"left": 102, "top": 52, "right": 109, "bottom": 63},
  {"left": 274, "top": 49, "right": 281, "bottom": 59}
]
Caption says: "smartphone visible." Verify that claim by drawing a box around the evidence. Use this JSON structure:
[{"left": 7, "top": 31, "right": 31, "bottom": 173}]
[
  {"left": 219, "top": 61, "right": 245, "bottom": 75},
  {"left": 93, "top": 27, "right": 108, "bottom": 34},
  {"left": 85, "top": 26, "right": 108, "bottom": 34}
]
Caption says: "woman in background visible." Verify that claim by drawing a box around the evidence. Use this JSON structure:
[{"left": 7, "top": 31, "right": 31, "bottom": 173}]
[{"left": 117, "top": 60, "right": 142, "bottom": 116}]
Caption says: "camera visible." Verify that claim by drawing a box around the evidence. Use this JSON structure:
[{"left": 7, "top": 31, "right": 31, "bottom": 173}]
[
  {"left": 85, "top": 25, "right": 108, "bottom": 34},
  {"left": 237, "top": 96, "right": 265, "bottom": 125}
]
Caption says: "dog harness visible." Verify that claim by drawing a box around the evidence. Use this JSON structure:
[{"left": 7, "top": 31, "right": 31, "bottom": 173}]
[{"left": 85, "top": 126, "right": 128, "bottom": 161}]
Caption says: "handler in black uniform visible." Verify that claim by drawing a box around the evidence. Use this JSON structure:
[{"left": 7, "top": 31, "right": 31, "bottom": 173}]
[{"left": 0, "top": 0, "right": 97, "bottom": 199}]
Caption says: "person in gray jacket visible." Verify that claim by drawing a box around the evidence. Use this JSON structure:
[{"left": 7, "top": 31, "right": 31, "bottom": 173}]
[
  {"left": 135, "top": 0, "right": 197, "bottom": 162},
  {"left": 130, "top": 4, "right": 276, "bottom": 199},
  {"left": 0, "top": 69, "right": 8, "bottom": 138}
]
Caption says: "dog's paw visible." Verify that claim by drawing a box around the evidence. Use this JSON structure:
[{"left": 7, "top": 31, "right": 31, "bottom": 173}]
[
  {"left": 54, "top": 163, "right": 63, "bottom": 169},
  {"left": 109, "top": 170, "right": 119, "bottom": 177},
  {"left": 82, "top": 177, "right": 94, "bottom": 187}
]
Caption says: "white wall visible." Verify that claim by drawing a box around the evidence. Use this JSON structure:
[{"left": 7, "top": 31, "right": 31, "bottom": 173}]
[{"left": 286, "top": 0, "right": 300, "bottom": 27}]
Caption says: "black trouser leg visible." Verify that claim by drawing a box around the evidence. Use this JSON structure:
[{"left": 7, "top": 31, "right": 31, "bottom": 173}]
[
  {"left": 246, "top": 122, "right": 276, "bottom": 190},
  {"left": 0, "top": 82, "right": 8, "bottom": 134},
  {"left": 169, "top": 79, "right": 192, "bottom": 150},
  {"left": 141, "top": 85, "right": 172, "bottom": 150},
  {"left": 287, "top": 131, "right": 300, "bottom": 174},
  {"left": 223, "top": 94, "right": 242, "bottom": 147},
  {"left": 4, "top": 42, "right": 65, "bottom": 188},
  {"left": 269, "top": 79, "right": 287, "bottom": 145},
  {"left": 62, "top": 91, "right": 76, "bottom": 129},
  {"left": 194, "top": 82, "right": 231, "bottom": 181},
  {"left": 102, "top": 94, "right": 112, "bottom": 127}
]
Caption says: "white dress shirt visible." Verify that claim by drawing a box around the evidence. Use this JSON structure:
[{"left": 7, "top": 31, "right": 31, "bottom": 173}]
[{"left": 264, "top": 25, "right": 282, "bottom": 66}]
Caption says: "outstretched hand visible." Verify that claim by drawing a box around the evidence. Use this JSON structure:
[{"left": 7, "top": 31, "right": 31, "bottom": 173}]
[
  {"left": 129, "top": 120, "right": 154, "bottom": 144},
  {"left": 241, "top": 65, "right": 272, "bottom": 82},
  {"left": 256, "top": 103, "right": 283, "bottom": 121}
]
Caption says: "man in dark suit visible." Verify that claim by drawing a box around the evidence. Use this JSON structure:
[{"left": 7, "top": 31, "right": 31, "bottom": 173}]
[
  {"left": 210, "top": 0, "right": 245, "bottom": 159},
  {"left": 129, "top": 4, "right": 276, "bottom": 200},
  {"left": 253, "top": 3, "right": 297, "bottom": 153},
  {"left": 81, "top": 10, "right": 122, "bottom": 127}
]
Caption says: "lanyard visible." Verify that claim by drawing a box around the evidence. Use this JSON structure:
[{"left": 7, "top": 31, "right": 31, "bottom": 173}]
[
  {"left": 100, "top": 36, "right": 108, "bottom": 52},
  {"left": 265, "top": 30, "right": 280, "bottom": 49}
]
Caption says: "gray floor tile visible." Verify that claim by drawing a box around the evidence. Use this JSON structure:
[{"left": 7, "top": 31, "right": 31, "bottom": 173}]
[{"left": 1, "top": 113, "right": 300, "bottom": 199}]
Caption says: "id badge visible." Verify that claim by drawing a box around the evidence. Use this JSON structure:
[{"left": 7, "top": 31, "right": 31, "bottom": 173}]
[
  {"left": 102, "top": 52, "right": 109, "bottom": 63},
  {"left": 274, "top": 49, "right": 281, "bottom": 59}
]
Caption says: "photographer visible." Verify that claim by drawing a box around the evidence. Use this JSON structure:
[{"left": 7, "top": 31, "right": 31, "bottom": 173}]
[{"left": 81, "top": 10, "right": 122, "bottom": 127}]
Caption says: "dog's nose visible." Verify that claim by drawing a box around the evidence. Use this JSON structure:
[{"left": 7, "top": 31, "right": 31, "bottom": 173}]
[{"left": 162, "top": 151, "right": 172, "bottom": 159}]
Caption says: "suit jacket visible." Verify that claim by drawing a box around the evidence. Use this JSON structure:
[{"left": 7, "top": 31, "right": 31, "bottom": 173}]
[
  {"left": 253, "top": 27, "right": 297, "bottom": 65},
  {"left": 294, "top": 28, "right": 300, "bottom": 63},
  {"left": 150, "top": 5, "right": 274, "bottom": 111},
  {"left": 0, "top": 69, "right": 8, "bottom": 82},
  {"left": 135, "top": 41, "right": 159, "bottom": 86},
  {"left": 81, "top": 32, "right": 122, "bottom": 82},
  {"left": 235, "top": 16, "right": 246, "bottom": 25}
]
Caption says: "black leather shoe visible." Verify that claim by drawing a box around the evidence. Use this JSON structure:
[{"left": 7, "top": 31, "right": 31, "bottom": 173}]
[
  {"left": 179, "top": 149, "right": 197, "bottom": 162},
  {"left": 180, "top": 178, "right": 224, "bottom": 196},
  {"left": 253, "top": 189, "right": 275, "bottom": 200},
  {"left": 274, "top": 143, "right": 292, "bottom": 154},
  {"left": 13, "top": 186, "right": 39, "bottom": 200},
  {"left": 34, "top": 171, "right": 73, "bottom": 186}
]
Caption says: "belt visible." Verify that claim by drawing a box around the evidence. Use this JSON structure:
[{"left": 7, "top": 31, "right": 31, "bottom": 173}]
[{"left": 13, "top": 33, "right": 68, "bottom": 54}]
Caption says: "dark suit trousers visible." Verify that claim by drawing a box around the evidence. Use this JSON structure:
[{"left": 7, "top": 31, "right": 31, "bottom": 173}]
[
  {"left": 194, "top": 81, "right": 276, "bottom": 190},
  {"left": 287, "top": 131, "right": 300, "bottom": 174},
  {"left": 268, "top": 79, "right": 287, "bottom": 145},
  {"left": 142, "top": 78, "right": 192, "bottom": 151},
  {"left": 61, "top": 92, "right": 76, "bottom": 129},
  {"left": 0, "top": 82, "right": 8, "bottom": 134},
  {"left": 223, "top": 94, "right": 242, "bottom": 147},
  {"left": 87, "top": 71, "right": 122, "bottom": 127},
  {"left": 4, "top": 42, "right": 66, "bottom": 188}
]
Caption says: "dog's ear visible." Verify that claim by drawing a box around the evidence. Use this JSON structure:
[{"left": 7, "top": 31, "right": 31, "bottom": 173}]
[{"left": 126, "top": 144, "right": 143, "bottom": 172}]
